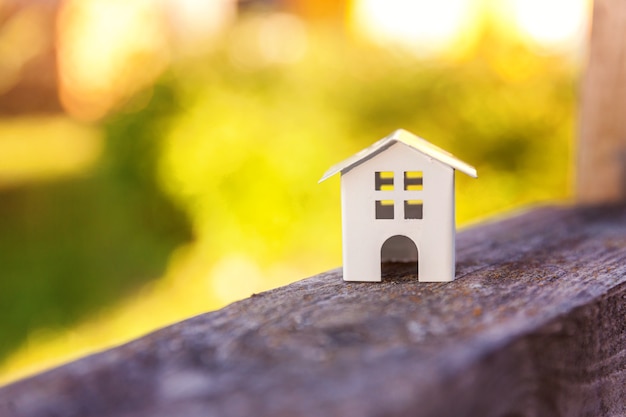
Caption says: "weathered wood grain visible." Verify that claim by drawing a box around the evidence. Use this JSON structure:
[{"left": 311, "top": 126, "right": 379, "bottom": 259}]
[
  {"left": 578, "top": 0, "right": 626, "bottom": 203},
  {"left": 1, "top": 205, "right": 625, "bottom": 417}
]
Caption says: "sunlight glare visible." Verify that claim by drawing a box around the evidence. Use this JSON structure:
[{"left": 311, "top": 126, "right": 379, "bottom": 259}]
[
  {"left": 508, "top": 0, "right": 590, "bottom": 48},
  {"left": 57, "top": 0, "right": 169, "bottom": 120},
  {"left": 163, "top": 0, "right": 236, "bottom": 54},
  {"left": 351, "top": 0, "right": 474, "bottom": 55}
]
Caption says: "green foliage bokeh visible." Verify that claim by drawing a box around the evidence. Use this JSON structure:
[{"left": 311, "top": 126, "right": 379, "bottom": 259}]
[
  {"left": 0, "top": 21, "right": 577, "bottom": 366},
  {"left": 157, "top": 24, "right": 575, "bottom": 270}
]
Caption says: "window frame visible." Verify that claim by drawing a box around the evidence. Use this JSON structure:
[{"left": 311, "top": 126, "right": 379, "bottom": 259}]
[
  {"left": 375, "top": 171, "right": 394, "bottom": 191},
  {"left": 375, "top": 200, "right": 395, "bottom": 219},
  {"left": 404, "top": 171, "right": 423, "bottom": 191}
]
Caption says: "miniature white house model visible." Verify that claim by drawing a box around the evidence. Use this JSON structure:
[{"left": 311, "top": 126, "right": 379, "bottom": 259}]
[{"left": 320, "top": 129, "right": 477, "bottom": 282}]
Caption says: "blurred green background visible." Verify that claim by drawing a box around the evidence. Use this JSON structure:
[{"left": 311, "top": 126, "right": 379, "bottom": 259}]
[{"left": 0, "top": 0, "right": 585, "bottom": 382}]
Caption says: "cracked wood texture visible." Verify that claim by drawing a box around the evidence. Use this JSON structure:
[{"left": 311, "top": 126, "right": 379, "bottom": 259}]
[{"left": 1, "top": 205, "right": 626, "bottom": 417}]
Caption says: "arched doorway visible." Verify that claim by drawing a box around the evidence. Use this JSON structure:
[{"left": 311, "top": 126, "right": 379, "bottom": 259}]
[{"left": 380, "top": 235, "right": 418, "bottom": 279}]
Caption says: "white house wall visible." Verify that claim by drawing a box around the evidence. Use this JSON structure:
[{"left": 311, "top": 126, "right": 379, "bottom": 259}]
[{"left": 341, "top": 142, "right": 455, "bottom": 282}]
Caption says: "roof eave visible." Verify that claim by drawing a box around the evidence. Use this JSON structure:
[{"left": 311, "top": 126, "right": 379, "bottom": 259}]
[{"left": 318, "top": 140, "right": 396, "bottom": 183}]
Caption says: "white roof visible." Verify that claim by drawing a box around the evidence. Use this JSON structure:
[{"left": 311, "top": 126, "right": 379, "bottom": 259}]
[{"left": 319, "top": 129, "right": 478, "bottom": 182}]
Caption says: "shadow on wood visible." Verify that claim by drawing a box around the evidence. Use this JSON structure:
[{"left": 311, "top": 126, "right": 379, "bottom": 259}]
[{"left": 380, "top": 262, "right": 418, "bottom": 282}]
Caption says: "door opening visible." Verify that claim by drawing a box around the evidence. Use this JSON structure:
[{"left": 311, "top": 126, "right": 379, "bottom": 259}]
[{"left": 380, "top": 235, "right": 418, "bottom": 280}]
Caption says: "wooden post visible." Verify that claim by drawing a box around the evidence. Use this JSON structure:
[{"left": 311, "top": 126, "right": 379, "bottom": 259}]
[{"left": 578, "top": 0, "right": 626, "bottom": 203}]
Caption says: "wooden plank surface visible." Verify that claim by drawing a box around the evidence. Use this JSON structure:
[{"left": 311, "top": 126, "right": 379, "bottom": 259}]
[
  {"left": 578, "top": 0, "right": 626, "bottom": 203},
  {"left": 1, "top": 205, "right": 625, "bottom": 417}
]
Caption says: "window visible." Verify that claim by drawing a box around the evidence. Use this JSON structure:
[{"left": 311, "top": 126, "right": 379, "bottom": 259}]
[
  {"left": 375, "top": 171, "right": 423, "bottom": 220},
  {"left": 375, "top": 171, "right": 394, "bottom": 191},
  {"left": 404, "top": 200, "right": 423, "bottom": 219},
  {"left": 376, "top": 200, "right": 394, "bottom": 219},
  {"left": 404, "top": 171, "right": 423, "bottom": 191}
]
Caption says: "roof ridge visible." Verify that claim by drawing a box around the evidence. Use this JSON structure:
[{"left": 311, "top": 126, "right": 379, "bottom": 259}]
[{"left": 319, "top": 129, "right": 477, "bottom": 183}]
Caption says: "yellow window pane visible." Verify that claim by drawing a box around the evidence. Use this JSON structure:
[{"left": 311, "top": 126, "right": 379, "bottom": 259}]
[{"left": 404, "top": 171, "right": 423, "bottom": 190}]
